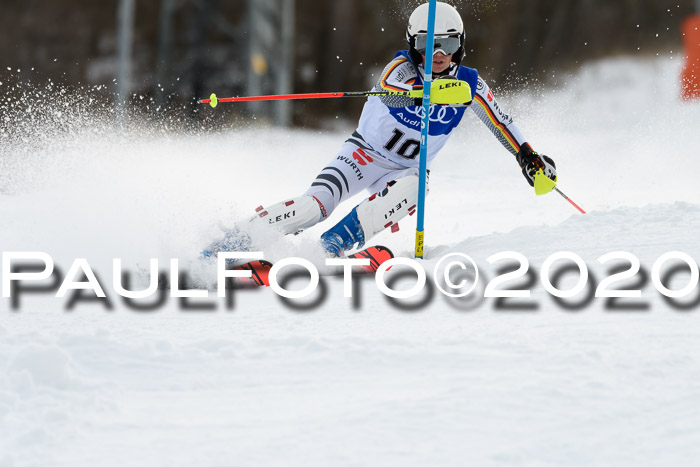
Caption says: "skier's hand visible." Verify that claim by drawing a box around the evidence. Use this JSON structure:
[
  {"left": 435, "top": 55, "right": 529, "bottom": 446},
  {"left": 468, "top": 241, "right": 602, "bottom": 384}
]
[
  {"left": 516, "top": 143, "right": 557, "bottom": 187},
  {"left": 431, "top": 76, "right": 472, "bottom": 106}
]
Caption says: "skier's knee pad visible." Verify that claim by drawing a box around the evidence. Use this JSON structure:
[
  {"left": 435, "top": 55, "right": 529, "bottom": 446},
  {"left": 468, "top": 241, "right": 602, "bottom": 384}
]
[
  {"left": 355, "top": 175, "right": 421, "bottom": 239},
  {"left": 251, "top": 195, "right": 325, "bottom": 235}
]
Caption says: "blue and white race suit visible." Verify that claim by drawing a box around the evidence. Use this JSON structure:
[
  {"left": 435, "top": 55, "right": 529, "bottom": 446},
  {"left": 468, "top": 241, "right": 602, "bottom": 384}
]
[{"left": 305, "top": 50, "right": 529, "bottom": 218}]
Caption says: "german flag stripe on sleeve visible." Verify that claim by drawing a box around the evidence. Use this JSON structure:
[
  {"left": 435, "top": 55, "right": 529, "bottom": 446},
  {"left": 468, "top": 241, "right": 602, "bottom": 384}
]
[
  {"left": 474, "top": 94, "right": 521, "bottom": 153},
  {"left": 380, "top": 59, "right": 411, "bottom": 92}
]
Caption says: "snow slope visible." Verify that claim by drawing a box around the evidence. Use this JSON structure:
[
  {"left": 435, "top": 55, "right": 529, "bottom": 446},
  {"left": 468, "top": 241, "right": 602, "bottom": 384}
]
[{"left": 1, "top": 56, "right": 700, "bottom": 466}]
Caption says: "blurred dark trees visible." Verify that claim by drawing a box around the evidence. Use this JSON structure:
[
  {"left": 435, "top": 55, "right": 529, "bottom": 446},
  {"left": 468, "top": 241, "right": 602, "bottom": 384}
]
[{"left": 1, "top": 0, "right": 695, "bottom": 126}]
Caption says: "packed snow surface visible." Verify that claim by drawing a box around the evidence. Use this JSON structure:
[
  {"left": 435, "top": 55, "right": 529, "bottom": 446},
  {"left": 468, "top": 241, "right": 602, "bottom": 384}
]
[{"left": 1, "top": 57, "right": 700, "bottom": 466}]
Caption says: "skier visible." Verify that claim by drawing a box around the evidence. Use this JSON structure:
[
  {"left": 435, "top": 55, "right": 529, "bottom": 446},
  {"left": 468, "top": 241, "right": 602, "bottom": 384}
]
[{"left": 205, "top": 1, "right": 557, "bottom": 258}]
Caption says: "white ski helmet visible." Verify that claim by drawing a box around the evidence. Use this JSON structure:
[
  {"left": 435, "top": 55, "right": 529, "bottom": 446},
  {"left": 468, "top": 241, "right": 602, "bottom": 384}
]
[{"left": 406, "top": 2, "right": 466, "bottom": 66}]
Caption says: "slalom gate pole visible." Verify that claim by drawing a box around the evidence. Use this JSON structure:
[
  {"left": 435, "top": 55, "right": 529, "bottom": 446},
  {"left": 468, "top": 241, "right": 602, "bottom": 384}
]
[
  {"left": 198, "top": 89, "right": 423, "bottom": 107},
  {"left": 414, "top": 0, "right": 438, "bottom": 260}
]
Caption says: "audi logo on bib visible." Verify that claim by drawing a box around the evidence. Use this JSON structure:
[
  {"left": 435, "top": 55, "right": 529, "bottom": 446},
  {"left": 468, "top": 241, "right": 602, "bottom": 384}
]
[{"left": 405, "top": 105, "right": 459, "bottom": 124}]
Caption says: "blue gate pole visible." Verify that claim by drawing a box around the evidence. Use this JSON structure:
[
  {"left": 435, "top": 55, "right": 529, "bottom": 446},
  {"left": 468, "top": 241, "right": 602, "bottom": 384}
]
[{"left": 414, "top": 0, "right": 437, "bottom": 259}]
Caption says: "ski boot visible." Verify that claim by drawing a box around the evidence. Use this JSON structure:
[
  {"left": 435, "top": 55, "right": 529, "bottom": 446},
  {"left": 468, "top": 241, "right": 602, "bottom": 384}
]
[{"left": 320, "top": 207, "right": 365, "bottom": 257}]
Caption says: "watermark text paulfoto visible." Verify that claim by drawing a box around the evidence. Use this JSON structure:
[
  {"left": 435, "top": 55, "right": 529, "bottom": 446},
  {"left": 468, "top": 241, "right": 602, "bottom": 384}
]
[{"left": 1, "top": 251, "right": 699, "bottom": 312}]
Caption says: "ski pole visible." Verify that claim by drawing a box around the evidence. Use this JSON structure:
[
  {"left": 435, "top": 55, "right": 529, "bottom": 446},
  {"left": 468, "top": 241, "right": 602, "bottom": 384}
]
[
  {"left": 553, "top": 187, "right": 586, "bottom": 214},
  {"left": 198, "top": 90, "right": 423, "bottom": 108},
  {"left": 533, "top": 170, "right": 586, "bottom": 214}
]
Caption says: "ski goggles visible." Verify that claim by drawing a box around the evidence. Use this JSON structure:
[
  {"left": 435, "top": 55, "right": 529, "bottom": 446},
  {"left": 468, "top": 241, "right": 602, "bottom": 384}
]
[{"left": 414, "top": 34, "right": 461, "bottom": 56}]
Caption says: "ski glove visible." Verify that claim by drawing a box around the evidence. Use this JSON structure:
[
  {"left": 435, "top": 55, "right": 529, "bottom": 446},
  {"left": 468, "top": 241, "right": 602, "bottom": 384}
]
[
  {"left": 516, "top": 143, "right": 557, "bottom": 187},
  {"left": 430, "top": 76, "right": 472, "bottom": 106}
]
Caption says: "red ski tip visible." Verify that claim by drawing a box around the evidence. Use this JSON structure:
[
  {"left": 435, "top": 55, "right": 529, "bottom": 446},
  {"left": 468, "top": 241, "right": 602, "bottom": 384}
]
[
  {"left": 233, "top": 260, "right": 273, "bottom": 287},
  {"left": 345, "top": 245, "right": 394, "bottom": 273}
]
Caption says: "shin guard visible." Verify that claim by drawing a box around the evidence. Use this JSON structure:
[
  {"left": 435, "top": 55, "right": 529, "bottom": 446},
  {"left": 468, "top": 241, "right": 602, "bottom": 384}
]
[
  {"left": 355, "top": 175, "right": 419, "bottom": 239},
  {"left": 251, "top": 195, "right": 326, "bottom": 235},
  {"left": 320, "top": 175, "right": 420, "bottom": 256}
]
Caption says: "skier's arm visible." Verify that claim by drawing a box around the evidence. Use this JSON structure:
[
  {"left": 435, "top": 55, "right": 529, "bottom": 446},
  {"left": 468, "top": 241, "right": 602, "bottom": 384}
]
[
  {"left": 373, "top": 57, "right": 422, "bottom": 107},
  {"left": 374, "top": 58, "right": 471, "bottom": 107},
  {"left": 472, "top": 76, "right": 557, "bottom": 186},
  {"left": 471, "top": 76, "right": 527, "bottom": 157}
]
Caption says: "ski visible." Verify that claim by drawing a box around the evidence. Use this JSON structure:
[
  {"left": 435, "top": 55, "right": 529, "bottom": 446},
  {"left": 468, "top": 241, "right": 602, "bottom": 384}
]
[
  {"left": 231, "top": 246, "right": 394, "bottom": 288},
  {"left": 344, "top": 245, "right": 394, "bottom": 273},
  {"left": 232, "top": 260, "right": 274, "bottom": 287}
]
